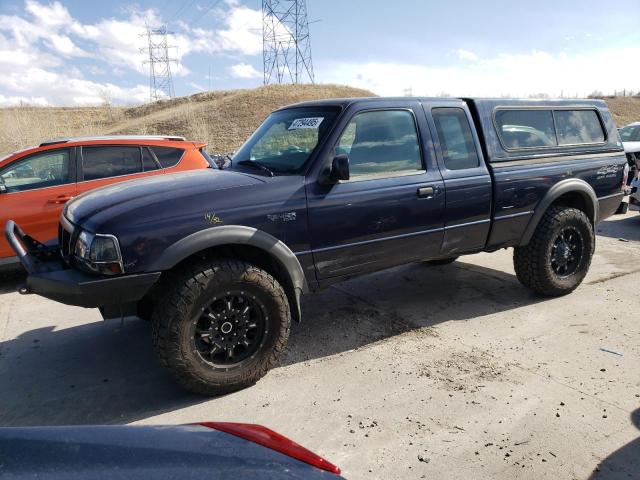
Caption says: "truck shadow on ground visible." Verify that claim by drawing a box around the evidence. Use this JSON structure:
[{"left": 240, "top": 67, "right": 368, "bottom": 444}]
[
  {"left": 596, "top": 212, "right": 640, "bottom": 242},
  {"left": 0, "top": 259, "right": 544, "bottom": 426},
  {"left": 281, "top": 260, "right": 545, "bottom": 366},
  {"left": 588, "top": 408, "right": 640, "bottom": 479},
  {"left": 0, "top": 269, "right": 26, "bottom": 294}
]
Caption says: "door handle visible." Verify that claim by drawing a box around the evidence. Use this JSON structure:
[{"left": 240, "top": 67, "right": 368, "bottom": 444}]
[
  {"left": 417, "top": 186, "right": 434, "bottom": 198},
  {"left": 47, "top": 196, "right": 73, "bottom": 204}
]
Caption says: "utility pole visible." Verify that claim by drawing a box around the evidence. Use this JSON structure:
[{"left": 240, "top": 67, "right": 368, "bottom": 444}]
[
  {"left": 140, "top": 25, "right": 177, "bottom": 102},
  {"left": 262, "top": 0, "right": 314, "bottom": 85}
]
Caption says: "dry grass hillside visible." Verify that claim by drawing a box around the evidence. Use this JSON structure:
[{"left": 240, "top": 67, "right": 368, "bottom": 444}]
[
  {"left": 2, "top": 86, "right": 640, "bottom": 157},
  {"left": 0, "top": 84, "right": 374, "bottom": 156},
  {"left": 602, "top": 96, "right": 640, "bottom": 127}
]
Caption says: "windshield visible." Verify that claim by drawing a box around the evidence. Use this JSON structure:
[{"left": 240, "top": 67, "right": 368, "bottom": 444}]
[
  {"left": 232, "top": 107, "right": 340, "bottom": 174},
  {"left": 620, "top": 125, "right": 640, "bottom": 142}
]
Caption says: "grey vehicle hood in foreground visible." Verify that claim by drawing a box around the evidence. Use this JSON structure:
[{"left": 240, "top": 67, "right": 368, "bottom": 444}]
[{"left": 0, "top": 425, "right": 341, "bottom": 480}]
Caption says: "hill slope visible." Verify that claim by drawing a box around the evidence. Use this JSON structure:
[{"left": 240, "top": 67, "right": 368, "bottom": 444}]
[
  {"left": 0, "top": 84, "right": 375, "bottom": 156},
  {"left": 602, "top": 96, "right": 640, "bottom": 127},
  {"left": 1, "top": 87, "right": 639, "bottom": 157}
]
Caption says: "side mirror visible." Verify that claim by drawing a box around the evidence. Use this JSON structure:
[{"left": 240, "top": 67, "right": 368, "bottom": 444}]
[
  {"left": 329, "top": 154, "right": 350, "bottom": 183},
  {"left": 0, "top": 184, "right": 6, "bottom": 194}
]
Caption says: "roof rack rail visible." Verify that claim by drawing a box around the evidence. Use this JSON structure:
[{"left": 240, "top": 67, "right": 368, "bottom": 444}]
[
  {"left": 39, "top": 140, "right": 68, "bottom": 147},
  {"left": 39, "top": 135, "right": 187, "bottom": 147}
]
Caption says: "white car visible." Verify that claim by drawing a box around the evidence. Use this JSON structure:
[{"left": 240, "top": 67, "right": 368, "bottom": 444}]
[
  {"left": 620, "top": 121, "right": 640, "bottom": 143},
  {"left": 619, "top": 123, "right": 640, "bottom": 211},
  {"left": 620, "top": 123, "right": 640, "bottom": 180},
  {"left": 627, "top": 156, "right": 640, "bottom": 212}
]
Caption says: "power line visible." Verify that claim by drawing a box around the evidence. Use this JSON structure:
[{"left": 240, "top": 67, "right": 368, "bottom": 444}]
[
  {"left": 172, "top": 0, "right": 198, "bottom": 20},
  {"left": 262, "top": 0, "right": 314, "bottom": 85},
  {"left": 189, "top": 0, "right": 225, "bottom": 27},
  {"left": 140, "top": 25, "right": 178, "bottom": 102}
]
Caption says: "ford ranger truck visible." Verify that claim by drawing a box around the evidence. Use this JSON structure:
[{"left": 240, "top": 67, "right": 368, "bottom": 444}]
[{"left": 5, "top": 98, "right": 627, "bottom": 395}]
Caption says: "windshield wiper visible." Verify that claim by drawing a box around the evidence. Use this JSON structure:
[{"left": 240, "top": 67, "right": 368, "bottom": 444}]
[{"left": 236, "top": 160, "right": 274, "bottom": 177}]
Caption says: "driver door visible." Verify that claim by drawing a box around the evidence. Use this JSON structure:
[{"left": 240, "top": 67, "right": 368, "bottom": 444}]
[
  {"left": 0, "top": 148, "right": 76, "bottom": 259},
  {"left": 306, "top": 103, "right": 445, "bottom": 280}
]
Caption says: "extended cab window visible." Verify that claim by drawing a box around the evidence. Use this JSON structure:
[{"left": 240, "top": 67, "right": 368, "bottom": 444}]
[
  {"left": 151, "top": 146, "right": 184, "bottom": 168},
  {"left": 82, "top": 146, "right": 142, "bottom": 181},
  {"left": 495, "top": 109, "right": 557, "bottom": 149},
  {"left": 554, "top": 110, "right": 605, "bottom": 145},
  {"left": 0, "top": 149, "right": 71, "bottom": 192},
  {"left": 495, "top": 108, "right": 606, "bottom": 150},
  {"left": 337, "top": 110, "right": 422, "bottom": 178},
  {"left": 432, "top": 108, "right": 479, "bottom": 170}
]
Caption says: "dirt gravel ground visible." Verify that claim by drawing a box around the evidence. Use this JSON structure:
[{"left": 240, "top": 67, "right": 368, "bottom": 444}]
[{"left": 1, "top": 213, "right": 639, "bottom": 479}]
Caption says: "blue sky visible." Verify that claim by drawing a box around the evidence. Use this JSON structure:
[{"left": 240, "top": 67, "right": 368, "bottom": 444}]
[{"left": 0, "top": 0, "right": 639, "bottom": 105}]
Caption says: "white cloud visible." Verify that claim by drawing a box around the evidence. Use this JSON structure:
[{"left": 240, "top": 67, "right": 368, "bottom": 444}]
[
  {"left": 178, "top": 4, "right": 263, "bottom": 57},
  {"left": 0, "top": 1, "right": 266, "bottom": 105},
  {"left": 229, "top": 62, "right": 262, "bottom": 79},
  {"left": 0, "top": 93, "right": 49, "bottom": 107},
  {"left": 72, "top": 9, "right": 161, "bottom": 74},
  {"left": 319, "top": 47, "right": 638, "bottom": 98},
  {"left": 25, "top": 0, "right": 73, "bottom": 29},
  {"left": 217, "top": 4, "right": 262, "bottom": 55},
  {"left": 187, "top": 81, "right": 207, "bottom": 91},
  {"left": 0, "top": 66, "right": 148, "bottom": 105},
  {"left": 47, "top": 34, "right": 87, "bottom": 57},
  {"left": 455, "top": 49, "right": 479, "bottom": 62}
]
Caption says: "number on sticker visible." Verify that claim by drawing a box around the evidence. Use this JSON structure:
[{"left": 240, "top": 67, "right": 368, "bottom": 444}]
[{"left": 288, "top": 117, "right": 324, "bottom": 130}]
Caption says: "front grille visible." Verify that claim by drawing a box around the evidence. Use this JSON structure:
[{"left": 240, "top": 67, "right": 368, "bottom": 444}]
[{"left": 58, "top": 219, "right": 74, "bottom": 263}]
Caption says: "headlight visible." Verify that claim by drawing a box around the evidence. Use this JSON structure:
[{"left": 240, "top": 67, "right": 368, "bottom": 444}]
[{"left": 74, "top": 230, "right": 124, "bottom": 275}]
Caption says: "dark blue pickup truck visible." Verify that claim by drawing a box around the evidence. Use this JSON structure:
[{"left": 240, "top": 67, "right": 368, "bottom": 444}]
[{"left": 5, "top": 97, "right": 627, "bottom": 395}]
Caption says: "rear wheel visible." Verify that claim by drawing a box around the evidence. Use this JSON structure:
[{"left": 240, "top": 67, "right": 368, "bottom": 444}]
[
  {"left": 152, "top": 258, "right": 290, "bottom": 396},
  {"left": 514, "top": 206, "right": 594, "bottom": 296}
]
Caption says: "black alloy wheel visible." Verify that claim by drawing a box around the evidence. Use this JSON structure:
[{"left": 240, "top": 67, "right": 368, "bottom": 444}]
[
  {"left": 550, "top": 227, "right": 583, "bottom": 278},
  {"left": 193, "top": 291, "right": 267, "bottom": 366}
]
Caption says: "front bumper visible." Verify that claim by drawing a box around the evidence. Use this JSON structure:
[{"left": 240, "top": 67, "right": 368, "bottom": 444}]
[{"left": 4, "top": 220, "right": 160, "bottom": 308}]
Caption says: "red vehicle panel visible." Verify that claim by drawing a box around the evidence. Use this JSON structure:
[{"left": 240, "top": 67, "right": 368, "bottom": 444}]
[{"left": 0, "top": 136, "right": 210, "bottom": 263}]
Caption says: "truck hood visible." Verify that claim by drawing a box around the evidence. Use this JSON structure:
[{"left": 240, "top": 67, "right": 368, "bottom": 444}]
[
  {"left": 623, "top": 141, "right": 640, "bottom": 154},
  {"left": 65, "top": 169, "right": 264, "bottom": 230}
]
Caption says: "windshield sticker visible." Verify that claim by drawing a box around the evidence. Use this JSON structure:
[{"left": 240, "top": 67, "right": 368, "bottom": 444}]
[{"left": 288, "top": 117, "right": 324, "bottom": 130}]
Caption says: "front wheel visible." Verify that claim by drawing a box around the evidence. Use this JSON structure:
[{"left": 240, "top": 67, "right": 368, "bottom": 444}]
[
  {"left": 514, "top": 206, "right": 594, "bottom": 296},
  {"left": 152, "top": 258, "right": 291, "bottom": 396}
]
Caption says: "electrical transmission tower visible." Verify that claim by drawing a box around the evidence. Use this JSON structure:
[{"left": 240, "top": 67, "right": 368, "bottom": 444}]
[
  {"left": 140, "top": 25, "right": 177, "bottom": 102},
  {"left": 262, "top": 0, "right": 315, "bottom": 85}
]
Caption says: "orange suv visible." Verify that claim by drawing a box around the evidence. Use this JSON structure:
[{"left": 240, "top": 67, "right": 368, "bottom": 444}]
[{"left": 0, "top": 135, "right": 213, "bottom": 268}]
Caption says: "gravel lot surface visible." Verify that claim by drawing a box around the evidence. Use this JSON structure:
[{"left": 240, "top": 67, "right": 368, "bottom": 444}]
[{"left": 1, "top": 213, "right": 639, "bottom": 479}]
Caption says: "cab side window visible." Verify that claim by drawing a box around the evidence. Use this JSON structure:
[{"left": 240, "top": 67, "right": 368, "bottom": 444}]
[
  {"left": 82, "top": 146, "right": 142, "bottom": 181},
  {"left": 337, "top": 110, "right": 423, "bottom": 178},
  {"left": 150, "top": 146, "right": 184, "bottom": 168},
  {"left": 0, "top": 149, "right": 72, "bottom": 192},
  {"left": 142, "top": 147, "right": 159, "bottom": 171},
  {"left": 432, "top": 108, "right": 480, "bottom": 170}
]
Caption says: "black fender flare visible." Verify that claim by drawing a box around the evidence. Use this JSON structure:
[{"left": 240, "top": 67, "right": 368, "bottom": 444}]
[
  {"left": 518, "top": 179, "right": 599, "bottom": 246},
  {"left": 149, "top": 226, "right": 308, "bottom": 321}
]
